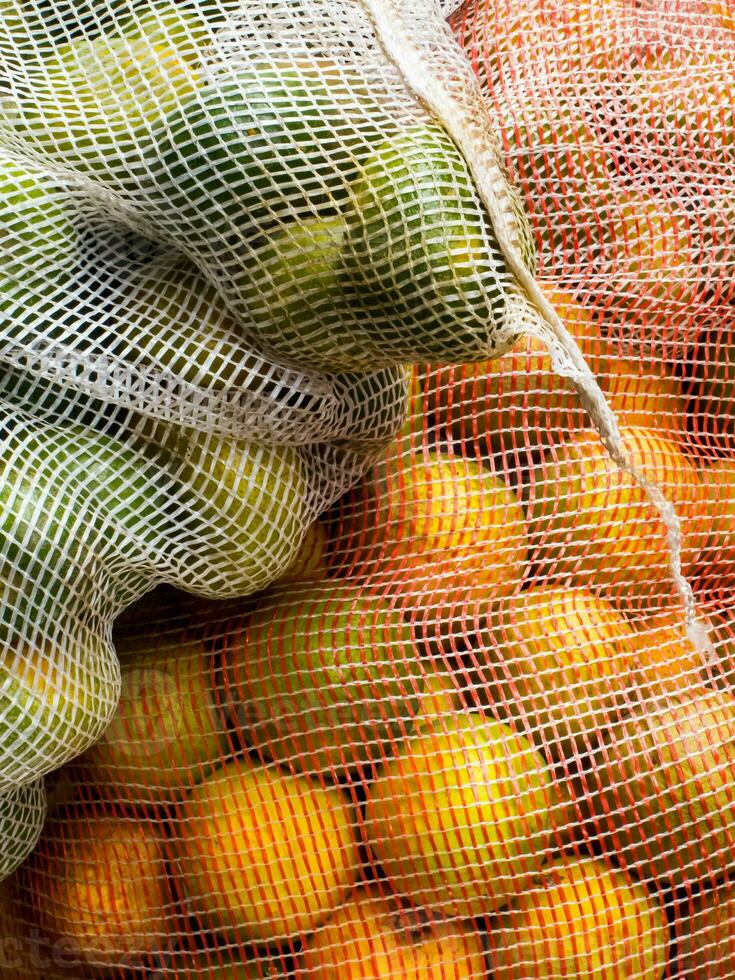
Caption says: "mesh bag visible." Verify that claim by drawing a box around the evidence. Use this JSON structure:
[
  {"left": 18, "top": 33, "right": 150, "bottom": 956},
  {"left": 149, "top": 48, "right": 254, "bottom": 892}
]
[{"left": 1, "top": 0, "right": 735, "bottom": 978}]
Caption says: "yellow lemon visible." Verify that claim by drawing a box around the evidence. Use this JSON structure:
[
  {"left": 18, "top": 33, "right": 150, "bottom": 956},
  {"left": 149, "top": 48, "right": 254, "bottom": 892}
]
[
  {"left": 629, "top": 610, "right": 720, "bottom": 700},
  {"left": 428, "top": 287, "right": 687, "bottom": 467},
  {"left": 677, "top": 879, "right": 735, "bottom": 979},
  {"left": 331, "top": 450, "right": 528, "bottom": 615},
  {"left": 586, "top": 687, "right": 735, "bottom": 887},
  {"left": 78, "top": 628, "right": 227, "bottom": 805},
  {"left": 25, "top": 810, "right": 172, "bottom": 969}
]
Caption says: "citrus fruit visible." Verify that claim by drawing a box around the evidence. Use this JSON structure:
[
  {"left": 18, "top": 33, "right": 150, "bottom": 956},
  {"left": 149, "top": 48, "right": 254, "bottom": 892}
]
[
  {"left": 492, "top": 98, "right": 613, "bottom": 275},
  {"left": 25, "top": 809, "right": 172, "bottom": 969},
  {"left": 156, "top": 947, "right": 287, "bottom": 978},
  {"left": 231, "top": 216, "right": 360, "bottom": 371},
  {"left": 278, "top": 518, "right": 328, "bottom": 583},
  {"left": 175, "top": 755, "right": 360, "bottom": 943},
  {"left": 103, "top": 255, "right": 264, "bottom": 392},
  {"left": 134, "top": 420, "right": 310, "bottom": 596},
  {"left": 341, "top": 123, "right": 535, "bottom": 364},
  {"left": 629, "top": 609, "right": 719, "bottom": 700},
  {"left": 152, "top": 58, "right": 389, "bottom": 250},
  {"left": 331, "top": 450, "right": 528, "bottom": 612},
  {"left": 580, "top": 189, "right": 702, "bottom": 351},
  {"left": 224, "top": 581, "right": 422, "bottom": 775},
  {"left": 298, "top": 885, "right": 487, "bottom": 978},
  {"left": 0, "top": 154, "right": 76, "bottom": 313},
  {"left": 78, "top": 628, "right": 226, "bottom": 804},
  {"left": 9, "top": 6, "right": 205, "bottom": 183},
  {"left": 615, "top": 49, "right": 735, "bottom": 171},
  {"left": 0, "top": 779, "right": 46, "bottom": 882},
  {"left": 365, "top": 712, "right": 553, "bottom": 918},
  {"left": 413, "top": 668, "right": 463, "bottom": 734},
  {"left": 488, "top": 855, "right": 669, "bottom": 979},
  {"left": 687, "top": 457, "right": 735, "bottom": 592},
  {"left": 677, "top": 879, "right": 735, "bottom": 979},
  {"left": 527, "top": 425, "right": 702, "bottom": 609},
  {"left": 453, "top": 0, "right": 635, "bottom": 89},
  {"left": 0, "top": 631, "right": 120, "bottom": 794},
  {"left": 429, "top": 287, "right": 687, "bottom": 463},
  {"left": 473, "top": 585, "right": 638, "bottom": 762},
  {"left": 585, "top": 686, "right": 735, "bottom": 887}
]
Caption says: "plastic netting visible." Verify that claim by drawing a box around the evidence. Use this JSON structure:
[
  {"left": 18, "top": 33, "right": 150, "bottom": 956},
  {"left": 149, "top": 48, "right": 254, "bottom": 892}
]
[{"left": 0, "top": 0, "right": 734, "bottom": 977}]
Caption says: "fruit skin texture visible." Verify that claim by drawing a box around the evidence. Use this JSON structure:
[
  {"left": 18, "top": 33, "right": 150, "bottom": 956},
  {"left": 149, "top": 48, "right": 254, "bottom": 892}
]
[
  {"left": 488, "top": 855, "right": 669, "bottom": 980},
  {"left": 134, "top": 420, "right": 310, "bottom": 597},
  {"left": 231, "top": 217, "right": 362, "bottom": 372},
  {"left": 365, "top": 712, "right": 553, "bottom": 918},
  {"left": 527, "top": 425, "right": 702, "bottom": 609},
  {"left": 677, "top": 878, "right": 735, "bottom": 979},
  {"left": 0, "top": 633, "right": 120, "bottom": 794},
  {"left": 278, "top": 519, "right": 328, "bottom": 583},
  {"left": 341, "top": 124, "right": 534, "bottom": 364},
  {"left": 691, "top": 458, "right": 735, "bottom": 592},
  {"left": 78, "top": 629, "right": 226, "bottom": 804},
  {"left": 158, "top": 948, "right": 286, "bottom": 978},
  {"left": 25, "top": 811, "right": 171, "bottom": 968},
  {"left": 11, "top": 8, "right": 204, "bottom": 183},
  {"left": 0, "top": 154, "right": 76, "bottom": 309},
  {"left": 585, "top": 687, "right": 735, "bottom": 888},
  {"left": 475, "top": 585, "right": 638, "bottom": 762},
  {"left": 298, "top": 885, "right": 487, "bottom": 979},
  {"left": 331, "top": 450, "right": 527, "bottom": 610},
  {"left": 152, "top": 59, "right": 390, "bottom": 251},
  {"left": 175, "top": 755, "right": 360, "bottom": 944},
  {"left": 225, "top": 581, "right": 422, "bottom": 776}
]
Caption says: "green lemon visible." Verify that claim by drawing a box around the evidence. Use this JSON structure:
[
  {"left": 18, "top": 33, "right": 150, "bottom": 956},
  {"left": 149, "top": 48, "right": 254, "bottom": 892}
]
[
  {"left": 0, "top": 154, "right": 76, "bottom": 312},
  {"left": 150, "top": 58, "right": 391, "bottom": 252},
  {"left": 231, "top": 216, "right": 361, "bottom": 371},
  {"left": 340, "top": 123, "right": 536, "bottom": 362},
  {"left": 0, "top": 779, "right": 46, "bottom": 881},
  {"left": 0, "top": 628, "right": 120, "bottom": 793},
  {"left": 224, "top": 581, "right": 423, "bottom": 775},
  {"left": 133, "top": 420, "right": 311, "bottom": 596},
  {"left": 104, "top": 254, "right": 264, "bottom": 392},
  {"left": 9, "top": 6, "right": 205, "bottom": 183}
]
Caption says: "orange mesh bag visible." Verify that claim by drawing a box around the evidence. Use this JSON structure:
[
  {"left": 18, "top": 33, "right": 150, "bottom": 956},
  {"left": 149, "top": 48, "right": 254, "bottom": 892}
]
[{"left": 1, "top": 0, "right": 734, "bottom": 978}]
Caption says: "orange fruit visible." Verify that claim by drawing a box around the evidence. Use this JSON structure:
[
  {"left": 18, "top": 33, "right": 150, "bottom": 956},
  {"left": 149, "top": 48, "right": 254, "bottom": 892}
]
[
  {"left": 175, "top": 755, "right": 360, "bottom": 944},
  {"left": 298, "top": 885, "right": 486, "bottom": 978},
  {"left": 527, "top": 425, "right": 702, "bottom": 610},
  {"left": 25, "top": 809, "right": 171, "bottom": 970}
]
